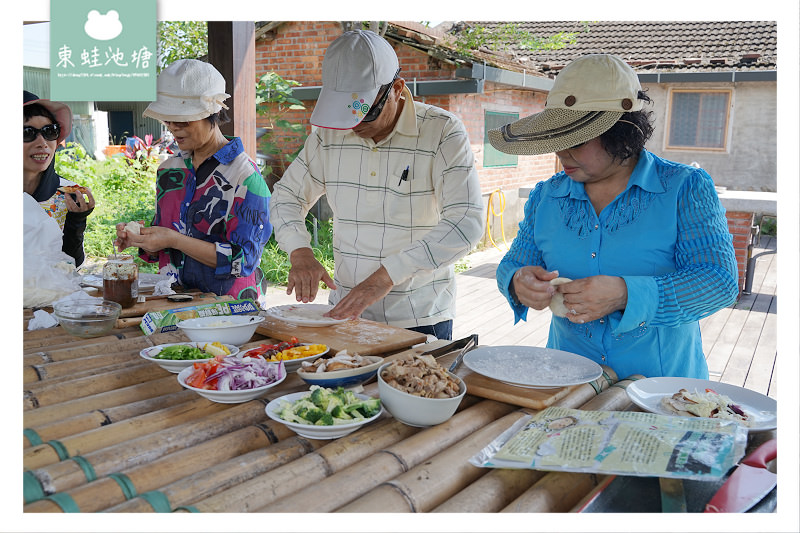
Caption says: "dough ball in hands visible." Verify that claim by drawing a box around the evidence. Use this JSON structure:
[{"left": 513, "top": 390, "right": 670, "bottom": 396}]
[
  {"left": 124, "top": 221, "right": 142, "bottom": 235},
  {"left": 548, "top": 277, "right": 573, "bottom": 317}
]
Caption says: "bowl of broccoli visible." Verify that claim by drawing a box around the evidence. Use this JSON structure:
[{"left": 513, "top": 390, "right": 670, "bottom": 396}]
[{"left": 265, "top": 386, "right": 383, "bottom": 439}]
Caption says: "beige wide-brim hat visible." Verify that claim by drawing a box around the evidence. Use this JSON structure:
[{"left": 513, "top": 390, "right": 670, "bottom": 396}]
[
  {"left": 488, "top": 54, "right": 643, "bottom": 155},
  {"left": 143, "top": 59, "right": 230, "bottom": 122}
]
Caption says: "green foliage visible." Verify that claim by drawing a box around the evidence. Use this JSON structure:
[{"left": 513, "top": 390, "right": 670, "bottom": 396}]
[
  {"left": 157, "top": 21, "right": 208, "bottom": 71},
  {"left": 255, "top": 72, "right": 308, "bottom": 176},
  {"left": 760, "top": 216, "right": 777, "bottom": 237},
  {"left": 55, "top": 143, "right": 159, "bottom": 272},
  {"left": 450, "top": 22, "right": 590, "bottom": 55}
]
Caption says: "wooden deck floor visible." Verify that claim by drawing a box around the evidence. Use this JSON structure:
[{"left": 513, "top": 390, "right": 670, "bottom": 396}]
[{"left": 453, "top": 236, "right": 778, "bottom": 398}]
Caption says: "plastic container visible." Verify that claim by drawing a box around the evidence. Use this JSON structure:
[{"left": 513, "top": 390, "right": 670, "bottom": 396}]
[
  {"left": 103, "top": 254, "right": 139, "bottom": 308},
  {"left": 53, "top": 299, "right": 122, "bottom": 338}
]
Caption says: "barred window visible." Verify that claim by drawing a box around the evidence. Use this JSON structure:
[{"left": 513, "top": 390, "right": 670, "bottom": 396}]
[{"left": 667, "top": 90, "right": 731, "bottom": 150}]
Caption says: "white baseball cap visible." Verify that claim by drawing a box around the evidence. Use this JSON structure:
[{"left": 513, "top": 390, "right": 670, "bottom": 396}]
[
  {"left": 143, "top": 59, "right": 230, "bottom": 123},
  {"left": 310, "top": 30, "right": 400, "bottom": 130}
]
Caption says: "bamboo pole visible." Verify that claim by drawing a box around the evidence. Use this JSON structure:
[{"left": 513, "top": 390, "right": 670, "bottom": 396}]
[
  {"left": 547, "top": 365, "right": 619, "bottom": 410},
  {"left": 576, "top": 374, "right": 643, "bottom": 412},
  {"left": 25, "top": 401, "right": 276, "bottom": 498},
  {"left": 24, "top": 389, "right": 196, "bottom": 448},
  {"left": 432, "top": 469, "right": 547, "bottom": 513},
  {"left": 24, "top": 424, "right": 286, "bottom": 513},
  {"left": 336, "top": 410, "right": 527, "bottom": 513},
  {"left": 24, "top": 397, "right": 233, "bottom": 470},
  {"left": 24, "top": 362, "right": 167, "bottom": 409},
  {"left": 24, "top": 350, "right": 149, "bottom": 384},
  {"left": 186, "top": 417, "right": 414, "bottom": 513},
  {"left": 256, "top": 398, "right": 514, "bottom": 513},
  {"left": 108, "top": 435, "right": 326, "bottom": 512},
  {"left": 23, "top": 326, "right": 143, "bottom": 352},
  {"left": 23, "top": 376, "right": 180, "bottom": 426},
  {"left": 24, "top": 331, "right": 189, "bottom": 363},
  {"left": 500, "top": 472, "right": 608, "bottom": 513}
]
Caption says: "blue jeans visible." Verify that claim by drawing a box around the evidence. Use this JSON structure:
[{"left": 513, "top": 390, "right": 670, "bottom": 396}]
[{"left": 407, "top": 320, "right": 453, "bottom": 340}]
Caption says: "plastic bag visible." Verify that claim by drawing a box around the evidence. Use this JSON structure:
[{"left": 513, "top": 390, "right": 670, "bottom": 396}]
[
  {"left": 23, "top": 193, "right": 82, "bottom": 308},
  {"left": 469, "top": 406, "right": 748, "bottom": 481}
]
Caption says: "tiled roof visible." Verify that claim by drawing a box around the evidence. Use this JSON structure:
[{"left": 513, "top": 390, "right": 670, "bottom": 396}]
[{"left": 456, "top": 21, "right": 777, "bottom": 74}]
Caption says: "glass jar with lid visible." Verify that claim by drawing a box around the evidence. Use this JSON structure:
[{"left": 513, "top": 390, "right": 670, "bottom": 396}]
[{"left": 103, "top": 254, "right": 139, "bottom": 308}]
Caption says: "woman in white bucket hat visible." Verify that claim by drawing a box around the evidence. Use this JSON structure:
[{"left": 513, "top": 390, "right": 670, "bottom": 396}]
[
  {"left": 492, "top": 54, "right": 738, "bottom": 379},
  {"left": 114, "top": 59, "right": 272, "bottom": 302}
]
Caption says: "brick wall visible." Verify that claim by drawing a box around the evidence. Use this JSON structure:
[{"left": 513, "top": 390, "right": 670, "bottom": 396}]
[{"left": 726, "top": 211, "right": 755, "bottom": 295}]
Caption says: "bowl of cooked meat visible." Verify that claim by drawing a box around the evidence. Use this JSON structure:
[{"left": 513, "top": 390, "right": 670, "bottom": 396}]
[{"left": 377, "top": 353, "right": 466, "bottom": 427}]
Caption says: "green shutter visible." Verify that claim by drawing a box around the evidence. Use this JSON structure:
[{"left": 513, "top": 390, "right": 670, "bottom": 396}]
[{"left": 484, "top": 111, "right": 519, "bottom": 168}]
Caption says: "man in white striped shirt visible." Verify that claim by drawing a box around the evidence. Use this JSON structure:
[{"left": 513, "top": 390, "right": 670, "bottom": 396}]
[{"left": 269, "top": 30, "right": 484, "bottom": 339}]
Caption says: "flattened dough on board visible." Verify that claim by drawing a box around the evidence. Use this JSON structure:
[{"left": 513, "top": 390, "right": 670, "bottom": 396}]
[{"left": 548, "top": 277, "right": 573, "bottom": 317}]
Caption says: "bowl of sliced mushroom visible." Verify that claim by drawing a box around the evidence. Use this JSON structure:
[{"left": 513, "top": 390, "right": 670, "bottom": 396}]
[
  {"left": 296, "top": 351, "right": 384, "bottom": 389},
  {"left": 376, "top": 354, "right": 466, "bottom": 427}
]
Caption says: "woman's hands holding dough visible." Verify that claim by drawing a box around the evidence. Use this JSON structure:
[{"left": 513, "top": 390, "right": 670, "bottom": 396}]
[
  {"left": 512, "top": 268, "right": 628, "bottom": 324},
  {"left": 551, "top": 275, "right": 628, "bottom": 324},
  {"left": 510, "top": 266, "right": 560, "bottom": 311}
]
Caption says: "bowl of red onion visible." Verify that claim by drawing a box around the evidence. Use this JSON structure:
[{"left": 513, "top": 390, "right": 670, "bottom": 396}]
[{"left": 176, "top": 354, "right": 286, "bottom": 403}]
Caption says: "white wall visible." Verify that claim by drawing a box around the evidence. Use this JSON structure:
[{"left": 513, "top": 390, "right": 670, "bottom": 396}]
[{"left": 645, "top": 81, "right": 777, "bottom": 192}]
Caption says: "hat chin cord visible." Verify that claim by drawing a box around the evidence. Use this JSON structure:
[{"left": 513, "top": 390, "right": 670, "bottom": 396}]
[{"left": 616, "top": 119, "right": 645, "bottom": 138}]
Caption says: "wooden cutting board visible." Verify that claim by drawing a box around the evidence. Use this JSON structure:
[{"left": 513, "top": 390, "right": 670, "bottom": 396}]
[
  {"left": 255, "top": 316, "right": 427, "bottom": 356},
  {"left": 456, "top": 364, "right": 617, "bottom": 410},
  {"left": 459, "top": 370, "right": 576, "bottom": 410},
  {"left": 118, "top": 293, "right": 233, "bottom": 318}
]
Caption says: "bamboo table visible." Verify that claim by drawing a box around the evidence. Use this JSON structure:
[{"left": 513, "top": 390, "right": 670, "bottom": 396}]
[{"left": 22, "top": 315, "right": 773, "bottom": 517}]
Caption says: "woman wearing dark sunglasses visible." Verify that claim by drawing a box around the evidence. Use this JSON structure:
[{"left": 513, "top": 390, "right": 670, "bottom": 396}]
[{"left": 23, "top": 91, "right": 94, "bottom": 266}]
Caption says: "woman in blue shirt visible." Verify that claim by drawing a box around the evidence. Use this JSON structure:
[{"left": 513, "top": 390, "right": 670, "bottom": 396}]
[{"left": 489, "top": 54, "right": 738, "bottom": 379}]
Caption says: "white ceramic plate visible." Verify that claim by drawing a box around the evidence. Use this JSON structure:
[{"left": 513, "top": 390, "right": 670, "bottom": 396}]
[
  {"left": 462, "top": 345, "right": 603, "bottom": 389},
  {"left": 265, "top": 391, "right": 383, "bottom": 439},
  {"left": 176, "top": 363, "right": 286, "bottom": 404},
  {"left": 626, "top": 377, "right": 777, "bottom": 432},
  {"left": 242, "top": 343, "right": 330, "bottom": 373},
  {"left": 81, "top": 273, "right": 171, "bottom": 292},
  {"left": 264, "top": 304, "right": 349, "bottom": 327},
  {"left": 139, "top": 342, "right": 239, "bottom": 373}
]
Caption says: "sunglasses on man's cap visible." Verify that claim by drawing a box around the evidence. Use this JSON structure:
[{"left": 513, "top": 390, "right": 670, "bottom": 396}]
[{"left": 24, "top": 124, "right": 61, "bottom": 143}]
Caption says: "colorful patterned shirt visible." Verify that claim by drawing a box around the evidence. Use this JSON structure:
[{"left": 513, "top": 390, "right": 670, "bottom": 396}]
[
  {"left": 31, "top": 161, "right": 91, "bottom": 267},
  {"left": 270, "top": 87, "right": 484, "bottom": 328},
  {"left": 496, "top": 150, "right": 738, "bottom": 379},
  {"left": 143, "top": 136, "right": 272, "bottom": 301}
]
